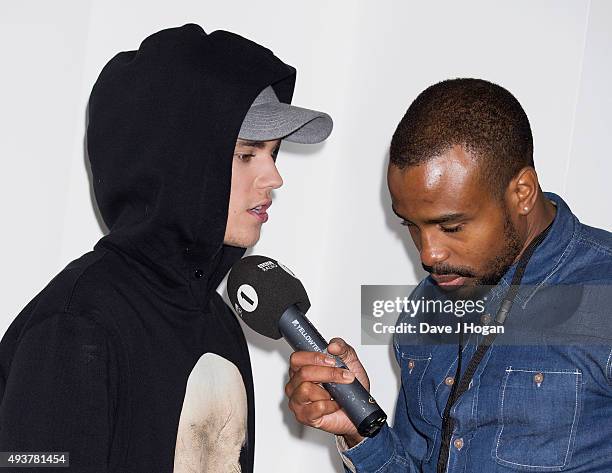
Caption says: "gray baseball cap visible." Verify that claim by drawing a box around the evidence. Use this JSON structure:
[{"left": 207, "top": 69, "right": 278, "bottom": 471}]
[{"left": 238, "top": 86, "right": 333, "bottom": 144}]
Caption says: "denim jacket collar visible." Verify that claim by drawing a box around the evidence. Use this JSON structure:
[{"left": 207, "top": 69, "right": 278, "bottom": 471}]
[{"left": 487, "top": 192, "right": 580, "bottom": 307}]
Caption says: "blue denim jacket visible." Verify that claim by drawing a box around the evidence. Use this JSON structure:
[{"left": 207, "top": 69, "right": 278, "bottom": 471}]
[{"left": 340, "top": 193, "right": 612, "bottom": 472}]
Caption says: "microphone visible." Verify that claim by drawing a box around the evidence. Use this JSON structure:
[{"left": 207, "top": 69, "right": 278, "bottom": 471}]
[{"left": 227, "top": 255, "right": 387, "bottom": 438}]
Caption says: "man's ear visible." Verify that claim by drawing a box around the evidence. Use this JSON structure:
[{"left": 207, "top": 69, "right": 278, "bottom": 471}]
[{"left": 506, "top": 166, "right": 539, "bottom": 216}]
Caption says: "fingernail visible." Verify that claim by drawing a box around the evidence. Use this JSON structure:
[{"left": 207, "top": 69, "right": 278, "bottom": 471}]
[
  {"left": 342, "top": 370, "right": 355, "bottom": 380},
  {"left": 324, "top": 356, "right": 336, "bottom": 366}
]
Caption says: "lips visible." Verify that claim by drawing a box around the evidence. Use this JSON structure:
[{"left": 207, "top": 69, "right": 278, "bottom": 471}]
[
  {"left": 431, "top": 274, "right": 467, "bottom": 287},
  {"left": 247, "top": 201, "right": 271, "bottom": 223}
]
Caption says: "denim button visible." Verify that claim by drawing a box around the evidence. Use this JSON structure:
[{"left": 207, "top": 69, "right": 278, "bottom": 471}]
[
  {"left": 408, "top": 360, "right": 415, "bottom": 370},
  {"left": 445, "top": 376, "right": 455, "bottom": 386},
  {"left": 193, "top": 268, "right": 204, "bottom": 279},
  {"left": 453, "top": 437, "right": 464, "bottom": 450},
  {"left": 481, "top": 313, "right": 492, "bottom": 325},
  {"left": 534, "top": 372, "right": 544, "bottom": 384}
]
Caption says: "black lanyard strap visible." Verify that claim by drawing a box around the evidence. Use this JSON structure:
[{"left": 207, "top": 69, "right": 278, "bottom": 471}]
[{"left": 436, "top": 221, "right": 553, "bottom": 473}]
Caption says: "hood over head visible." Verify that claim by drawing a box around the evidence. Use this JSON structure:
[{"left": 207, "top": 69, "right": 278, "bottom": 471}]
[{"left": 87, "top": 24, "right": 296, "bottom": 307}]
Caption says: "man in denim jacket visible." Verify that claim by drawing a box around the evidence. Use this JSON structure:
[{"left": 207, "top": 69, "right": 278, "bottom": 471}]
[{"left": 284, "top": 78, "right": 612, "bottom": 472}]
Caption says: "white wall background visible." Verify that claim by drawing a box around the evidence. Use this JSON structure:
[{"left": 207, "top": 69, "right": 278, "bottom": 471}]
[{"left": 1, "top": 1, "right": 611, "bottom": 472}]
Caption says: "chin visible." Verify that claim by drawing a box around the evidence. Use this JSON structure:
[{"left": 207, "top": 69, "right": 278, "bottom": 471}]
[{"left": 223, "top": 232, "right": 261, "bottom": 249}]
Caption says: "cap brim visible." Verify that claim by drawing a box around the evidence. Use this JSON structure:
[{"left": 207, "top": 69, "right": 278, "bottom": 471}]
[{"left": 238, "top": 103, "right": 333, "bottom": 144}]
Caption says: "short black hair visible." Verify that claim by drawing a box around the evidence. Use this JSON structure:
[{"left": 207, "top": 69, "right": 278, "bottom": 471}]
[{"left": 390, "top": 78, "right": 534, "bottom": 197}]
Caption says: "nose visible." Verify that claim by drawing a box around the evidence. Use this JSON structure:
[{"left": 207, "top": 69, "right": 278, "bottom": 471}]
[
  {"left": 255, "top": 157, "right": 283, "bottom": 190},
  {"left": 418, "top": 231, "right": 450, "bottom": 268}
]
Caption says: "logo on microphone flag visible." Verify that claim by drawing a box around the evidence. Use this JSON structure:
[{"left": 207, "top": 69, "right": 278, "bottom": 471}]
[{"left": 237, "top": 284, "right": 258, "bottom": 312}]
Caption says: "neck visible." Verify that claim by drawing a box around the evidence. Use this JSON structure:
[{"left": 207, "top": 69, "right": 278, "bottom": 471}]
[{"left": 514, "top": 191, "right": 556, "bottom": 263}]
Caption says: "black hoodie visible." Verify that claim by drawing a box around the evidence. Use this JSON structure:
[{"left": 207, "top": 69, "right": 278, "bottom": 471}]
[{"left": 0, "top": 24, "right": 296, "bottom": 473}]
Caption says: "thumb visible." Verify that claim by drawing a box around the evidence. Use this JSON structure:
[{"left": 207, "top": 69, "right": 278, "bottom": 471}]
[
  {"left": 328, "top": 337, "right": 370, "bottom": 392},
  {"left": 327, "top": 338, "right": 355, "bottom": 363}
]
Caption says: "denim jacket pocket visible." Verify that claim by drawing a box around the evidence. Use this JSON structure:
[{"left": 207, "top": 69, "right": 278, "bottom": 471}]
[
  {"left": 400, "top": 350, "right": 437, "bottom": 461},
  {"left": 493, "top": 367, "right": 583, "bottom": 471}
]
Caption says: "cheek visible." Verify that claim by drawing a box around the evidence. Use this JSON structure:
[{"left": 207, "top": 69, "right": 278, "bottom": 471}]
[
  {"left": 228, "top": 167, "right": 254, "bottom": 212},
  {"left": 459, "top": 220, "right": 508, "bottom": 262}
]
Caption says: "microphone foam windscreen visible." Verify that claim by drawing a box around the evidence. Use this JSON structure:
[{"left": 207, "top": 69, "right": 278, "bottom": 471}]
[{"left": 227, "top": 255, "right": 311, "bottom": 339}]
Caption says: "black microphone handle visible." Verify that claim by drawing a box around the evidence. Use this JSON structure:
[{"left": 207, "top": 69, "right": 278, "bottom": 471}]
[{"left": 279, "top": 305, "right": 387, "bottom": 437}]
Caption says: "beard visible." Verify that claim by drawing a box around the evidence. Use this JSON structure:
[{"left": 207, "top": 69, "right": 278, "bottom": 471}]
[
  {"left": 476, "top": 207, "right": 522, "bottom": 286},
  {"left": 424, "top": 205, "right": 523, "bottom": 292}
]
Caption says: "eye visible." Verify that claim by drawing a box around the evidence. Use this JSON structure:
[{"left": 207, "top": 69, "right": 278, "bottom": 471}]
[
  {"left": 271, "top": 146, "right": 280, "bottom": 161},
  {"left": 440, "top": 225, "right": 463, "bottom": 233},
  {"left": 234, "top": 153, "right": 254, "bottom": 163},
  {"left": 400, "top": 220, "right": 415, "bottom": 227}
]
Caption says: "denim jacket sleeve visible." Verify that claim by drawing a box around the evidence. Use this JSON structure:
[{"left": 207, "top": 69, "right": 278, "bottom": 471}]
[{"left": 335, "top": 340, "right": 422, "bottom": 472}]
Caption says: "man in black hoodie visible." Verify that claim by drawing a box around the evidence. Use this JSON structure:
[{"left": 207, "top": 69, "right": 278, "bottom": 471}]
[{"left": 0, "top": 24, "right": 332, "bottom": 473}]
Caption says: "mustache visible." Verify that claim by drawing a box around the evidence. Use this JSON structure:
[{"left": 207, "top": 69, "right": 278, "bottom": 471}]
[{"left": 422, "top": 263, "right": 477, "bottom": 278}]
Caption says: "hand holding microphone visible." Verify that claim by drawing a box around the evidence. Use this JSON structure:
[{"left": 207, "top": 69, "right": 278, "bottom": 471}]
[
  {"left": 227, "top": 255, "right": 387, "bottom": 442},
  {"left": 285, "top": 336, "right": 371, "bottom": 447}
]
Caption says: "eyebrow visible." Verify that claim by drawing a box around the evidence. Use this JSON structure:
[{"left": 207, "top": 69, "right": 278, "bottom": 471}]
[
  {"left": 236, "top": 140, "right": 267, "bottom": 149},
  {"left": 391, "top": 206, "right": 467, "bottom": 225}
]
